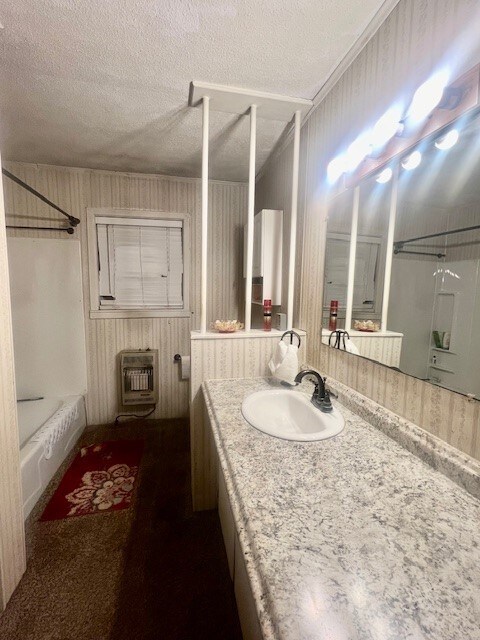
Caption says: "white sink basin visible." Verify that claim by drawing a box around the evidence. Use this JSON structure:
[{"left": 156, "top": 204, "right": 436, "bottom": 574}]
[{"left": 241, "top": 389, "right": 345, "bottom": 442}]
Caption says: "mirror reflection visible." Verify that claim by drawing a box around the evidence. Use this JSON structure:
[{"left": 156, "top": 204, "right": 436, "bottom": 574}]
[
  {"left": 323, "top": 109, "right": 480, "bottom": 399},
  {"left": 322, "top": 189, "right": 353, "bottom": 332}
]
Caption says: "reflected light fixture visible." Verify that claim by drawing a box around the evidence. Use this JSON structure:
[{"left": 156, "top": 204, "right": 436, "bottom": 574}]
[
  {"left": 434, "top": 128, "right": 459, "bottom": 150},
  {"left": 325, "top": 68, "right": 456, "bottom": 187},
  {"left": 407, "top": 69, "right": 450, "bottom": 124},
  {"left": 375, "top": 167, "right": 393, "bottom": 184},
  {"left": 327, "top": 155, "right": 346, "bottom": 184},
  {"left": 401, "top": 150, "right": 422, "bottom": 170}
]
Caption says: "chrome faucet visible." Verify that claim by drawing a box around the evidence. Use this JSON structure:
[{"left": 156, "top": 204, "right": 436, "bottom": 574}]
[{"left": 294, "top": 370, "right": 333, "bottom": 412}]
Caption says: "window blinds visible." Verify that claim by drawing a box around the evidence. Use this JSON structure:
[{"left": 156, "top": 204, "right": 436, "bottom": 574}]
[{"left": 97, "top": 220, "right": 184, "bottom": 309}]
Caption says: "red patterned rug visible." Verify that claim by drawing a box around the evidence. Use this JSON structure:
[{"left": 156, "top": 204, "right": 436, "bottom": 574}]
[{"left": 41, "top": 440, "right": 144, "bottom": 521}]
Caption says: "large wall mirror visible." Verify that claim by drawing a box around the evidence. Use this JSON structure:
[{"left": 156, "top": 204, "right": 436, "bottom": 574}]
[{"left": 323, "top": 78, "right": 480, "bottom": 400}]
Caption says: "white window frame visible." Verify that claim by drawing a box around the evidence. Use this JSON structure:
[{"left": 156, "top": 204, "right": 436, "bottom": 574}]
[{"left": 87, "top": 208, "right": 191, "bottom": 319}]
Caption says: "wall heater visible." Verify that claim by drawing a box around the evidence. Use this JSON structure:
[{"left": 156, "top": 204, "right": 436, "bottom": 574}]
[{"left": 119, "top": 349, "right": 158, "bottom": 406}]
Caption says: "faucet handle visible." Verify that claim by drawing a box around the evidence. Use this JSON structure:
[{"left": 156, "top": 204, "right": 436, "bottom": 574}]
[
  {"left": 319, "top": 391, "right": 333, "bottom": 412},
  {"left": 323, "top": 377, "right": 338, "bottom": 399}
]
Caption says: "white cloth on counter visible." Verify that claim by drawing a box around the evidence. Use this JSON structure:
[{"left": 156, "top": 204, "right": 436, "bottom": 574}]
[
  {"left": 30, "top": 400, "right": 79, "bottom": 459},
  {"left": 269, "top": 341, "right": 299, "bottom": 385}
]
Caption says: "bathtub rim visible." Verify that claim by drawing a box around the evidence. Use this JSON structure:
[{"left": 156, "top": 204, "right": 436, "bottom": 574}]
[{"left": 20, "top": 394, "right": 86, "bottom": 520}]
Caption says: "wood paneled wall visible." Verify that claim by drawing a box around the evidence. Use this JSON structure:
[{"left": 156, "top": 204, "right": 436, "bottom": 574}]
[
  {"left": 4, "top": 162, "right": 247, "bottom": 424},
  {"left": 0, "top": 156, "right": 26, "bottom": 609},
  {"left": 256, "top": 0, "right": 480, "bottom": 461},
  {"left": 322, "top": 343, "right": 480, "bottom": 460}
]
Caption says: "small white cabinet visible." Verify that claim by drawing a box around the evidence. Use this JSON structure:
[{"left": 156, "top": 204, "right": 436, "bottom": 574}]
[{"left": 244, "top": 209, "right": 283, "bottom": 306}]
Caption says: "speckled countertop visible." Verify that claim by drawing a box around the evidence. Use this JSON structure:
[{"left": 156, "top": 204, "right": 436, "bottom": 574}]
[{"left": 203, "top": 377, "right": 480, "bottom": 640}]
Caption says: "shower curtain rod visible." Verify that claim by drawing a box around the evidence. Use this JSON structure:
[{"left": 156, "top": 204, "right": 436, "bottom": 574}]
[
  {"left": 394, "top": 223, "right": 480, "bottom": 250},
  {"left": 394, "top": 248, "right": 445, "bottom": 258},
  {"left": 2, "top": 168, "right": 80, "bottom": 227},
  {"left": 6, "top": 225, "right": 74, "bottom": 234}
]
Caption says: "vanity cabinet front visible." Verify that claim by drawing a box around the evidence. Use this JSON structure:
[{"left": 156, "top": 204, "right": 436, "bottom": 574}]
[{"left": 216, "top": 444, "right": 262, "bottom": 639}]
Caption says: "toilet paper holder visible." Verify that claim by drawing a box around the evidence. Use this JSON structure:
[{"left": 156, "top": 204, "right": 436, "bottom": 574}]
[{"left": 174, "top": 353, "right": 190, "bottom": 380}]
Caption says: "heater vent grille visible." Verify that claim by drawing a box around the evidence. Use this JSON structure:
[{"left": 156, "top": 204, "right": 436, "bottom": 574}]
[{"left": 119, "top": 350, "right": 158, "bottom": 406}]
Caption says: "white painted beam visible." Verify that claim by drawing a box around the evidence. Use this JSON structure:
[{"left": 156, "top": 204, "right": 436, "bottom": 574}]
[
  {"left": 381, "top": 167, "right": 399, "bottom": 332},
  {"left": 244, "top": 105, "right": 257, "bottom": 331},
  {"left": 286, "top": 110, "right": 301, "bottom": 330},
  {"left": 345, "top": 185, "right": 360, "bottom": 331},
  {"left": 189, "top": 82, "right": 312, "bottom": 122},
  {"left": 200, "top": 96, "right": 210, "bottom": 334}
]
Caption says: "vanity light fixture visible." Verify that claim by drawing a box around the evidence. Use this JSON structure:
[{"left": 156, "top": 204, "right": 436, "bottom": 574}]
[
  {"left": 434, "top": 128, "right": 459, "bottom": 150},
  {"left": 407, "top": 69, "right": 450, "bottom": 125},
  {"left": 327, "top": 154, "right": 346, "bottom": 184},
  {"left": 326, "top": 67, "right": 458, "bottom": 185},
  {"left": 345, "top": 133, "right": 372, "bottom": 172},
  {"left": 401, "top": 150, "right": 422, "bottom": 170},
  {"left": 371, "top": 105, "right": 404, "bottom": 150},
  {"left": 375, "top": 167, "right": 393, "bottom": 184}
]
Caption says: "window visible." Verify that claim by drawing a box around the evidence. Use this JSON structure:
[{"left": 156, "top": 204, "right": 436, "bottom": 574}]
[{"left": 88, "top": 209, "right": 190, "bottom": 319}]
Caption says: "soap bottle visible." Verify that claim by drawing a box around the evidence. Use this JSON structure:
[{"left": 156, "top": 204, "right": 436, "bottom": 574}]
[
  {"left": 263, "top": 299, "right": 272, "bottom": 331},
  {"left": 328, "top": 300, "right": 338, "bottom": 331}
]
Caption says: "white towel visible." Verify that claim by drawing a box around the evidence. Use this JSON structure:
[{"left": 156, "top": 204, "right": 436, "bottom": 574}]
[
  {"left": 269, "top": 342, "right": 299, "bottom": 385},
  {"left": 344, "top": 338, "right": 360, "bottom": 355},
  {"left": 269, "top": 341, "right": 287, "bottom": 375}
]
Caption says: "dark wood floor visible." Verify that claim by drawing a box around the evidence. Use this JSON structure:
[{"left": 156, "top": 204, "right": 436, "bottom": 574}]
[{"left": 0, "top": 419, "right": 242, "bottom": 640}]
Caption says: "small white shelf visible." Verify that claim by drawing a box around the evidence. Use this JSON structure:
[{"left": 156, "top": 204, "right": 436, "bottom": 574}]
[{"left": 245, "top": 209, "right": 283, "bottom": 306}]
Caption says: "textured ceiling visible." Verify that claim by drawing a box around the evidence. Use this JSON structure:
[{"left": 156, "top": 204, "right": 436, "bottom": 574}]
[{"left": 0, "top": 0, "right": 389, "bottom": 181}]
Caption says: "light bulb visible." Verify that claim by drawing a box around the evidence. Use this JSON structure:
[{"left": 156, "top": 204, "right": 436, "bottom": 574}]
[
  {"left": 327, "top": 155, "right": 346, "bottom": 184},
  {"left": 375, "top": 167, "right": 393, "bottom": 184},
  {"left": 434, "top": 129, "right": 459, "bottom": 150},
  {"left": 401, "top": 150, "right": 422, "bottom": 170},
  {"left": 345, "top": 134, "right": 371, "bottom": 172},
  {"left": 371, "top": 106, "right": 403, "bottom": 149},
  {"left": 407, "top": 69, "right": 450, "bottom": 124}
]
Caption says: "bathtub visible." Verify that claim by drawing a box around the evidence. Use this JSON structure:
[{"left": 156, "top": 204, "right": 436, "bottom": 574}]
[{"left": 18, "top": 395, "right": 86, "bottom": 519}]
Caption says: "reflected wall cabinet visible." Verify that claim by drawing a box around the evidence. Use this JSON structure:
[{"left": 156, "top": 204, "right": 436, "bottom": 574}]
[{"left": 244, "top": 209, "right": 283, "bottom": 305}]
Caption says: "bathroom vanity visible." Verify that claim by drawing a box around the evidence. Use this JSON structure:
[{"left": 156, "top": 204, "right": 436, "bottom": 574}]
[{"left": 203, "top": 377, "right": 480, "bottom": 640}]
